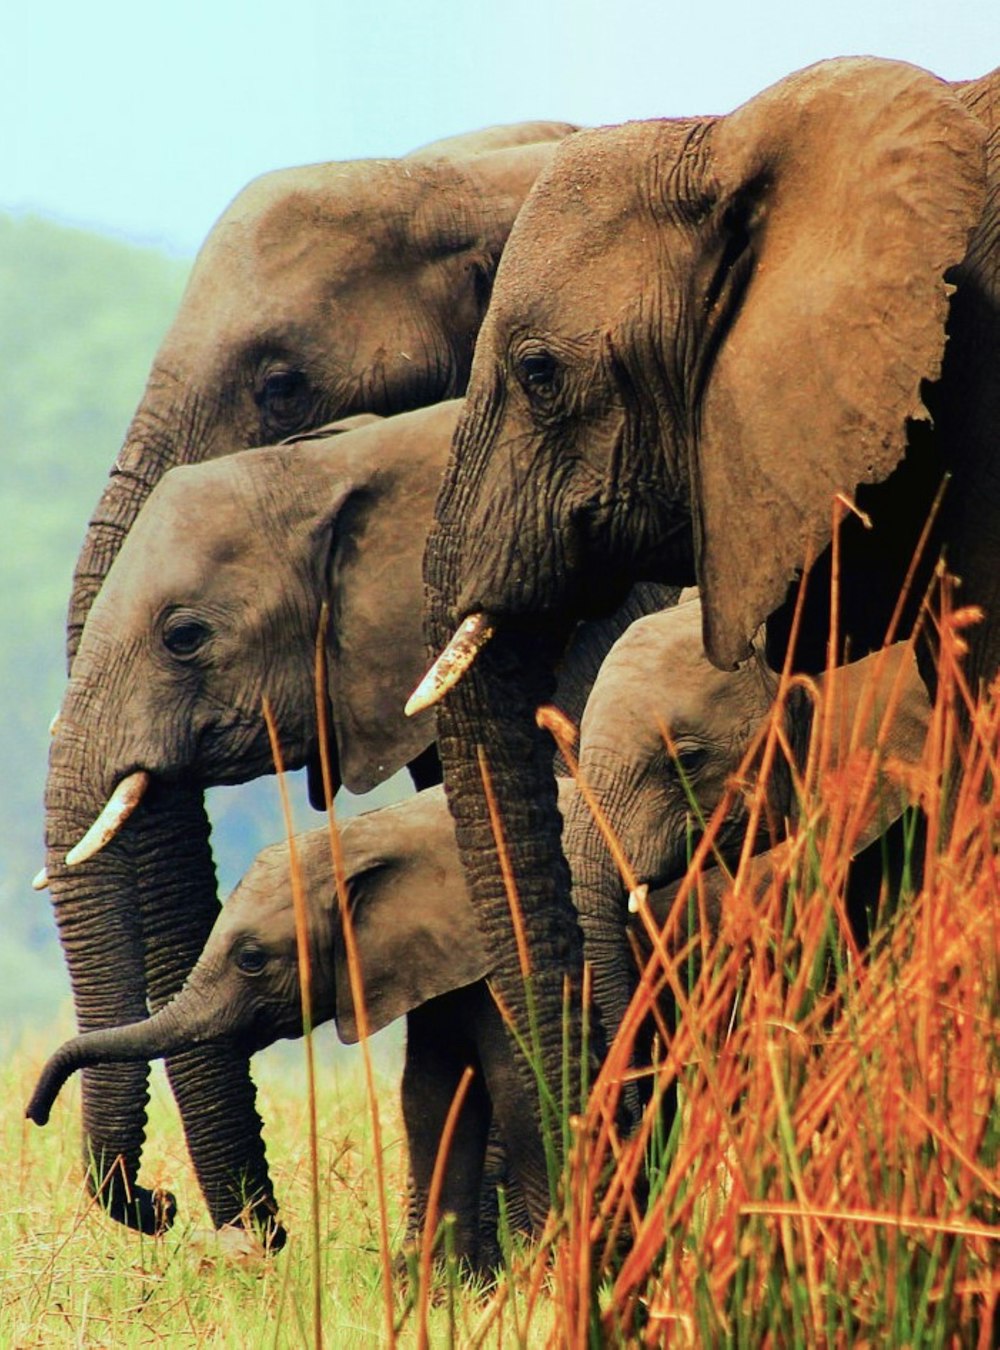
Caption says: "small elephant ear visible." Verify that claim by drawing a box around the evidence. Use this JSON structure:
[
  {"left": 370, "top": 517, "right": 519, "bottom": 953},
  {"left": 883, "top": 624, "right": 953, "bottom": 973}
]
[
  {"left": 324, "top": 402, "right": 462, "bottom": 793},
  {"left": 692, "top": 58, "right": 987, "bottom": 669},
  {"left": 333, "top": 790, "right": 490, "bottom": 1042}
]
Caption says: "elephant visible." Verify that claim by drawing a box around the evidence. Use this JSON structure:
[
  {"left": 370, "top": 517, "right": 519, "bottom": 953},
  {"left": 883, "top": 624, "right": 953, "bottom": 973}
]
[
  {"left": 49, "top": 119, "right": 579, "bottom": 1242},
  {"left": 30, "top": 785, "right": 579, "bottom": 1271},
  {"left": 414, "top": 58, "right": 998, "bottom": 1223},
  {"left": 566, "top": 593, "right": 932, "bottom": 1065},
  {"left": 44, "top": 396, "right": 671, "bottom": 1241}
]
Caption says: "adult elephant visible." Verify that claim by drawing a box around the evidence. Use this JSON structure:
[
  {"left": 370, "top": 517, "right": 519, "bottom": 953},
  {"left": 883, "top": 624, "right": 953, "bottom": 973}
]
[
  {"left": 415, "top": 59, "right": 998, "bottom": 1225},
  {"left": 51, "top": 121, "right": 577, "bottom": 1241}
]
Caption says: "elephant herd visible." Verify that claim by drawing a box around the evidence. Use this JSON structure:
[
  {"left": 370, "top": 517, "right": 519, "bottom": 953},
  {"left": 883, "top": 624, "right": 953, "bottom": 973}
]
[{"left": 27, "top": 55, "right": 999, "bottom": 1276}]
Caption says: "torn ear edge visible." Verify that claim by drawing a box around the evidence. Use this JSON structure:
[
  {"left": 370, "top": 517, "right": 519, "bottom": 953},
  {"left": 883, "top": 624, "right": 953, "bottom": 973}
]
[{"left": 688, "top": 58, "right": 987, "bottom": 671}]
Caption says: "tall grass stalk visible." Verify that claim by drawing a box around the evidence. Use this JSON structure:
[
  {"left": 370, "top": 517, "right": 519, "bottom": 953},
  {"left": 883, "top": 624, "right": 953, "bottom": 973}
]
[
  {"left": 262, "top": 696, "right": 322, "bottom": 1350},
  {"left": 312, "top": 606, "right": 397, "bottom": 1347}
]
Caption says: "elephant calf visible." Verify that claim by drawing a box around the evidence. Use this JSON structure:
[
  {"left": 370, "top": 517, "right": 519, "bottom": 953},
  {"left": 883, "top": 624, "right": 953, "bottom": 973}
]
[
  {"left": 568, "top": 592, "right": 933, "bottom": 1070},
  {"left": 29, "top": 786, "right": 575, "bottom": 1271}
]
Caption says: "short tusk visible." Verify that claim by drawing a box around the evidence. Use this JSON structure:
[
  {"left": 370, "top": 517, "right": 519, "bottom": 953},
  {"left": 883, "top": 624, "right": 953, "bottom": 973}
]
[
  {"left": 627, "top": 884, "right": 649, "bottom": 916},
  {"left": 32, "top": 867, "right": 49, "bottom": 891},
  {"left": 404, "top": 612, "right": 495, "bottom": 717},
  {"left": 49, "top": 711, "right": 60, "bottom": 737},
  {"left": 65, "top": 771, "right": 151, "bottom": 867}
]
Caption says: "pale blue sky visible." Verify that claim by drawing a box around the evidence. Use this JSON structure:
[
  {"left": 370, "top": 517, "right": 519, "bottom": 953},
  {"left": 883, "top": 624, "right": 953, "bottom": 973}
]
[{"left": 2, "top": 1, "right": 996, "bottom": 254}]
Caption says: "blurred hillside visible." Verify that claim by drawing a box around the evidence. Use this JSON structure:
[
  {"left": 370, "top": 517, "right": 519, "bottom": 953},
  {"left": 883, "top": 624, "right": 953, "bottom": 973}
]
[{"left": 0, "top": 213, "right": 409, "bottom": 1038}]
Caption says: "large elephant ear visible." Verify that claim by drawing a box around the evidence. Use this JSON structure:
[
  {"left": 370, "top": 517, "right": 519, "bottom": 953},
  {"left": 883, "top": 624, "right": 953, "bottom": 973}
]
[
  {"left": 324, "top": 402, "right": 462, "bottom": 793},
  {"left": 333, "top": 790, "right": 490, "bottom": 1042},
  {"left": 691, "top": 58, "right": 987, "bottom": 669}
]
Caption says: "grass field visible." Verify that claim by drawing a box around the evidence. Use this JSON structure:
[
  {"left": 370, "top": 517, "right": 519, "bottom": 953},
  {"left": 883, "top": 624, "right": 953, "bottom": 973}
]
[{"left": 3, "top": 602, "right": 997, "bottom": 1346}]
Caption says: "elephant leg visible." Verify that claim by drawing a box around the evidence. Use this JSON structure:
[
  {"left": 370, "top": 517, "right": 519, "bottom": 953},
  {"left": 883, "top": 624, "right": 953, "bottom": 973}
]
[
  {"left": 401, "top": 989, "right": 491, "bottom": 1270},
  {"left": 477, "top": 1120, "right": 531, "bottom": 1270},
  {"left": 134, "top": 785, "right": 283, "bottom": 1245},
  {"left": 470, "top": 981, "right": 551, "bottom": 1237}
]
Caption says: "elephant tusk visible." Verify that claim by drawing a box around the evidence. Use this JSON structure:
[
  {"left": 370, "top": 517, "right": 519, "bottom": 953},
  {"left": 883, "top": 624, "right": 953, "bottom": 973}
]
[
  {"left": 65, "top": 771, "right": 151, "bottom": 867},
  {"left": 627, "top": 883, "right": 649, "bottom": 915},
  {"left": 32, "top": 867, "right": 49, "bottom": 891},
  {"left": 404, "top": 612, "right": 495, "bottom": 716},
  {"left": 49, "top": 711, "right": 60, "bottom": 737}
]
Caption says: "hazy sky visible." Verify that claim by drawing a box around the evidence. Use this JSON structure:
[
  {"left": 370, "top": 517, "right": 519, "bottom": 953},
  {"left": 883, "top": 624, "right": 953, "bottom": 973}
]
[{"left": 3, "top": 1, "right": 996, "bottom": 255}]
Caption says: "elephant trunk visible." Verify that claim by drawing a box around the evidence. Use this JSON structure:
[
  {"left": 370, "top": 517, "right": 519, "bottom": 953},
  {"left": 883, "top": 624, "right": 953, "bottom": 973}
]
[
  {"left": 45, "top": 673, "right": 280, "bottom": 1241},
  {"left": 44, "top": 741, "right": 167, "bottom": 1234},
  {"left": 67, "top": 387, "right": 184, "bottom": 668},
  {"left": 563, "top": 779, "right": 643, "bottom": 1131},
  {"left": 28, "top": 990, "right": 196, "bottom": 1128},
  {"left": 425, "top": 423, "right": 598, "bottom": 1228}
]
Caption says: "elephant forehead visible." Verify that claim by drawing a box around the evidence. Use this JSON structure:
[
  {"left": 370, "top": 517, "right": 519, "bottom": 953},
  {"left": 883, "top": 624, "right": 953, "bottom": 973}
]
[
  {"left": 338, "top": 786, "right": 453, "bottom": 866},
  {"left": 488, "top": 119, "right": 711, "bottom": 329},
  {"left": 126, "top": 465, "right": 260, "bottom": 569},
  {"left": 583, "top": 605, "right": 762, "bottom": 741},
  {"left": 199, "top": 159, "right": 476, "bottom": 295}
]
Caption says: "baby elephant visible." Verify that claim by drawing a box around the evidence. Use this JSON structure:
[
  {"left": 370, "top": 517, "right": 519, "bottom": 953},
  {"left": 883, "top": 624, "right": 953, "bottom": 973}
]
[
  {"left": 28, "top": 786, "right": 570, "bottom": 1271},
  {"left": 568, "top": 592, "right": 932, "bottom": 1067}
]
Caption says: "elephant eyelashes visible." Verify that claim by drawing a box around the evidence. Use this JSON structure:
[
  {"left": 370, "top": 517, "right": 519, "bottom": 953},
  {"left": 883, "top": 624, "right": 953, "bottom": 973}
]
[
  {"left": 234, "top": 943, "right": 269, "bottom": 976},
  {"left": 255, "top": 369, "right": 311, "bottom": 431},
  {"left": 515, "top": 348, "right": 561, "bottom": 400},
  {"left": 162, "top": 615, "right": 212, "bottom": 659},
  {"left": 671, "top": 745, "right": 709, "bottom": 779}
]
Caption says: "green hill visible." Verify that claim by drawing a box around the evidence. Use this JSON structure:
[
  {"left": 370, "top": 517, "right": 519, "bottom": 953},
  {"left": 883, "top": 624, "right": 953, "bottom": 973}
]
[
  {"left": 0, "top": 213, "right": 410, "bottom": 1037},
  {"left": 0, "top": 215, "right": 193, "bottom": 1029}
]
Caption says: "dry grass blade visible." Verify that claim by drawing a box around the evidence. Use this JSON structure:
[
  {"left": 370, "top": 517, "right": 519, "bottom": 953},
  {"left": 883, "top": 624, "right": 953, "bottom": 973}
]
[{"left": 262, "top": 695, "right": 322, "bottom": 1350}]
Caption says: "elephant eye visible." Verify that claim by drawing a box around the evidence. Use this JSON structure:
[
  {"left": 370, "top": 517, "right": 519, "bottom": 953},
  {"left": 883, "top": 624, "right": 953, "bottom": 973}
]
[
  {"left": 256, "top": 368, "right": 310, "bottom": 428},
  {"left": 516, "top": 348, "right": 560, "bottom": 398},
  {"left": 163, "top": 614, "right": 212, "bottom": 659},
  {"left": 235, "top": 943, "right": 269, "bottom": 976},
  {"left": 672, "top": 745, "right": 709, "bottom": 779}
]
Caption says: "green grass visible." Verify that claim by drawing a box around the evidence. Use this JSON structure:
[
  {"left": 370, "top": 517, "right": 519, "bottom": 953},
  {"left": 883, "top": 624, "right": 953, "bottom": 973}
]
[
  {"left": 2, "top": 1033, "right": 556, "bottom": 1347},
  {"left": 5, "top": 608, "right": 998, "bottom": 1346}
]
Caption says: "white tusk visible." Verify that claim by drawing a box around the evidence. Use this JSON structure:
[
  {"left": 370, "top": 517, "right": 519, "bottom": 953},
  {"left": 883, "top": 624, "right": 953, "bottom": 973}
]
[
  {"left": 32, "top": 867, "right": 49, "bottom": 891},
  {"left": 49, "top": 711, "right": 60, "bottom": 737},
  {"left": 65, "top": 771, "right": 151, "bottom": 867},
  {"left": 627, "top": 884, "right": 649, "bottom": 915},
  {"left": 404, "top": 612, "right": 495, "bottom": 717}
]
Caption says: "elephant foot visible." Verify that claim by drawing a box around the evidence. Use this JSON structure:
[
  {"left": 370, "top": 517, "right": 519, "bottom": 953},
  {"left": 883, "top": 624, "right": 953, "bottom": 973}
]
[
  {"left": 90, "top": 1173, "right": 178, "bottom": 1236},
  {"left": 392, "top": 1242, "right": 499, "bottom": 1299}
]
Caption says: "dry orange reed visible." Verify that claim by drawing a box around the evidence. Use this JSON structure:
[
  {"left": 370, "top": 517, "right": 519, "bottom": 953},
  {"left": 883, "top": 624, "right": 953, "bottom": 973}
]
[{"left": 537, "top": 582, "right": 998, "bottom": 1346}]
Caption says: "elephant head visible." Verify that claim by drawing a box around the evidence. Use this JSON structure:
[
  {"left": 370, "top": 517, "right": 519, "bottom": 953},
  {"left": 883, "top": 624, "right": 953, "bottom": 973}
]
[
  {"left": 51, "top": 124, "right": 576, "bottom": 1239},
  {"left": 45, "top": 402, "right": 458, "bottom": 1237},
  {"left": 419, "top": 59, "right": 990, "bottom": 1201}
]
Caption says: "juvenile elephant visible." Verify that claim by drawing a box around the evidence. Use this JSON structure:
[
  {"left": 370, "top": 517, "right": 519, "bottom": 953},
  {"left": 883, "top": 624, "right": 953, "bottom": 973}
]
[
  {"left": 45, "top": 399, "right": 669, "bottom": 1239},
  {"left": 31, "top": 786, "right": 575, "bottom": 1272},
  {"left": 415, "top": 59, "right": 998, "bottom": 1214},
  {"left": 567, "top": 594, "right": 932, "bottom": 1052},
  {"left": 52, "top": 121, "right": 577, "bottom": 1239},
  {"left": 46, "top": 403, "right": 456, "bottom": 1239}
]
